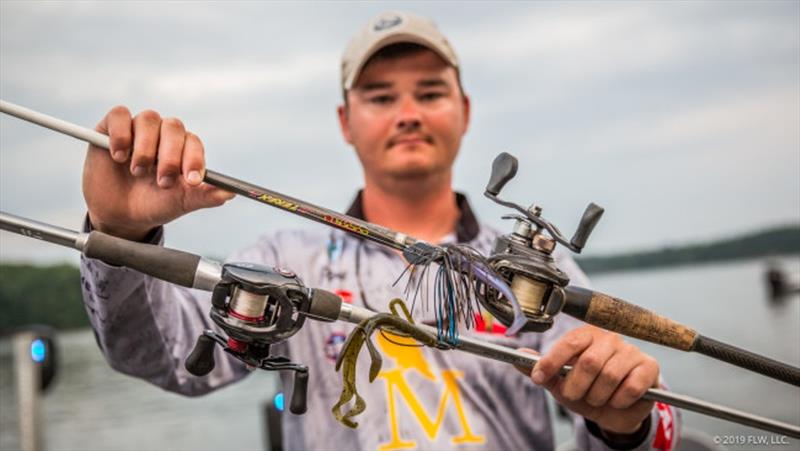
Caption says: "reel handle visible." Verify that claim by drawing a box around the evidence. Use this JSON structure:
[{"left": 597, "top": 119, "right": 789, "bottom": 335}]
[
  {"left": 290, "top": 370, "right": 309, "bottom": 414},
  {"left": 185, "top": 334, "right": 217, "bottom": 376}
]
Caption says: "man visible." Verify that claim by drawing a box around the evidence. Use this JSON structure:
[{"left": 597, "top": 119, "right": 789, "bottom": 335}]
[{"left": 80, "top": 11, "right": 679, "bottom": 451}]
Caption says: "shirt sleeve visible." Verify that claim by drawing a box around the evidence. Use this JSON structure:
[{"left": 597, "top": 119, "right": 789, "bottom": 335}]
[
  {"left": 542, "top": 250, "right": 682, "bottom": 451},
  {"left": 79, "top": 217, "right": 251, "bottom": 396}
]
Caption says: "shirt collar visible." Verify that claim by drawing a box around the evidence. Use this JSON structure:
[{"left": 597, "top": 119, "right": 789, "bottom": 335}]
[{"left": 344, "top": 190, "right": 480, "bottom": 243}]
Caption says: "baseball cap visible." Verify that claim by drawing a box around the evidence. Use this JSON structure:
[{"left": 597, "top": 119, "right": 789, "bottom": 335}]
[{"left": 341, "top": 11, "right": 460, "bottom": 91}]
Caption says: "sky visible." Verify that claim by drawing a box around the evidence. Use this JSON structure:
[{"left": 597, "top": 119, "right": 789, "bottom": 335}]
[{"left": 1, "top": 1, "right": 798, "bottom": 265}]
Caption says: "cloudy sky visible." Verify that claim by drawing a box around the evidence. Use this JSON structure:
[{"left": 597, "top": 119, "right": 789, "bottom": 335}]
[{"left": 1, "top": 1, "right": 798, "bottom": 265}]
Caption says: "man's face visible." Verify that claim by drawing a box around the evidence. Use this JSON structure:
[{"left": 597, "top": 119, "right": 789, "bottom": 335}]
[{"left": 338, "top": 49, "right": 470, "bottom": 184}]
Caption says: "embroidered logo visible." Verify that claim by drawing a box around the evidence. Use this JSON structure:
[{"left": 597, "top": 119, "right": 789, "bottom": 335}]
[{"left": 374, "top": 15, "right": 402, "bottom": 32}]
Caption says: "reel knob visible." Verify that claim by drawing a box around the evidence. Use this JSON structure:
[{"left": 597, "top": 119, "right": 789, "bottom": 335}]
[
  {"left": 289, "top": 370, "right": 309, "bottom": 414},
  {"left": 485, "top": 152, "right": 518, "bottom": 196},
  {"left": 185, "top": 334, "right": 217, "bottom": 376},
  {"left": 570, "top": 203, "right": 604, "bottom": 252}
]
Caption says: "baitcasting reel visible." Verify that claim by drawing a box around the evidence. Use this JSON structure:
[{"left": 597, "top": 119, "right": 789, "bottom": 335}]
[
  {"left": 482, "top": 152, "right": 604, "bottom": 332},
  {"left": 184, "top": 263, "right": 312, "bottom": 414}
]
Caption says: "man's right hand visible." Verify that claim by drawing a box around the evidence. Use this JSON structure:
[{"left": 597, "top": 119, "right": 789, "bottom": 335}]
[{"left": 83, "top": 106, "right": 235, "bottom": 241}]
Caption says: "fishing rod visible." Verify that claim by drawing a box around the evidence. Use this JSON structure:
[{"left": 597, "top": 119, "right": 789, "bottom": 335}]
[
  {"left": 2, "top": 99, "right": 799, "bottom": 388},
  {"left": 1, "top": 211, "right": 798, "bottom": 438}
]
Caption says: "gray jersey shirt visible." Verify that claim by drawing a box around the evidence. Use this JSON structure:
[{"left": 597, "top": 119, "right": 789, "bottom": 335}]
[{"left": 80, "top": 192, "right": 679, "bottom": 451}]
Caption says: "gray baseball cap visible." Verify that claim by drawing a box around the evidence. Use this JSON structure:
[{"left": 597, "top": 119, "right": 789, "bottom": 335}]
[{"left": 341, "top": 11, "right": 460, "bottom": 90}]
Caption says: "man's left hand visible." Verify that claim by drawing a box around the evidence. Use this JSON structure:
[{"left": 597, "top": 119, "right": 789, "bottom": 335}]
[{"left": 527, "top": 325, "right": 660, "bottom": 435}]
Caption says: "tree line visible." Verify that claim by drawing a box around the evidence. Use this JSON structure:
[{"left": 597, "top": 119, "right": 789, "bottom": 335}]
[
  {"left": 576, "top": 224, "right": 800, "bottom": 274},
  {"left": 0, "top": 263, "right": 89, "bottom": 331}
]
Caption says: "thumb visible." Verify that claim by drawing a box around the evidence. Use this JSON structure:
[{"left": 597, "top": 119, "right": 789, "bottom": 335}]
[
  {"left": 515, "top": 347, "right": 540, "bottom": 377},
  {"left": 186, "top": 184, "right": 236, "bottom": 211},
  {"left": 518, "top": 347, "right": 563, "bottom": 391}
]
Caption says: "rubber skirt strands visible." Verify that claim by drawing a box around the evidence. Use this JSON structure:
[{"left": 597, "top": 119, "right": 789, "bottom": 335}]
[{"left": 395, "top": 242, "right": 505, "bottom": 344}]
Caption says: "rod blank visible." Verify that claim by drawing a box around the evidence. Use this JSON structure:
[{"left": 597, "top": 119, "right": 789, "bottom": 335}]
[
  {"left": 0, "top": 100, "right": 109, "bottom": 149},
  {"left": 0, "top": 211, "right": 84, "bottom": 250}
]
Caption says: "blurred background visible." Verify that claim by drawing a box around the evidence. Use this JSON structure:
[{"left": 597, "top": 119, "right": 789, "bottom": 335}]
[{"left": 1, "top": 1, "right": 798, "bottom": 450}]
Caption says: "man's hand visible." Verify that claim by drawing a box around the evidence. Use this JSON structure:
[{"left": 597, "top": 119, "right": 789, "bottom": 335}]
[
  {"left": 83, "top": 106, "right": 234, "bottom": 240},
  {"left": 526, "top": 325, "right": 659, "bottom": 435}
]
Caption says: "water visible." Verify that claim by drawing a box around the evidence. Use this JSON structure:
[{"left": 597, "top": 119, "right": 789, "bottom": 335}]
[
  {"left": 0, "top": 332, "right": 278, "bottom": 451},
  {"left": 1, "top": 257, "right": 798, "bottom": 451}
]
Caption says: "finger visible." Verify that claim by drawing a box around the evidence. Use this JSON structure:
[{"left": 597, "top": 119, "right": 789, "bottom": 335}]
[
  {"left": 103, "top": 106, "right": 132, "bottom": 162},
  {"left": 602, "top": 397, "right": 656, "bottom": 435},
  {"left": 156, "top": 117, "right": 186, "bottom": 188},
  {"left": 584, "top": 345, "right": 640, "bottom": 407},
  {"left": 543, "top": 374, "right": 568, "bottom": 397},
  {"left": 533, "top": 328, "right": 593, "bottom": 386},
  {"left": 131, "top": 110, "right": 162, "bottom": 177},
  {"left": 625, "top": 398, "right": 657, "bottom": 426},
  {"left": 609, "top": 357, "right": 659, "bottom": 410},
  {"left": 592, "top": 400, "right": 654, "bottom": 434},
  {"left": 560, "top": 336, "right": 618, "bottom": 403},
  {"left": 182, "top": 132, "right": 205, "bottom": 186},
  {"left": 543, "top": 377, "right": 599, "bottom": 420}
]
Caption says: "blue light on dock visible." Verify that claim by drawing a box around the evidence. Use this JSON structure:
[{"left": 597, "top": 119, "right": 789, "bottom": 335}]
[
  {"left": 30, "top": 338, "right": 46, "bottom": 363},
  {"left": 274, "top": 392, "right": 285, "bottom": 412}
]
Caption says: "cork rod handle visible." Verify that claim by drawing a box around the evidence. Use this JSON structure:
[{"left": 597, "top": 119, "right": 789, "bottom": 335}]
[
  {"left": 562, "top": 286, "right": 800, "bottom": 386},
  {"left": 562, "top": 286, "right": 698, "bottom": 351}
]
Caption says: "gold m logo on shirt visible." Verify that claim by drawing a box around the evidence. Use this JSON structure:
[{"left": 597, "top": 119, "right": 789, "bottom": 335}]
[{"left": 375, "top": 332, "right": 485, "bottom": 451}]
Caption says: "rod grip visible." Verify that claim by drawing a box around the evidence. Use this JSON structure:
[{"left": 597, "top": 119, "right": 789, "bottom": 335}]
[
  {"left": 692, "top": 335, "right": 800, "bottom": 386},
  {"left": 563, "top": 286, "right": 697, "bottom": 351},
  {"left": 306, "top": 289, "right": 343, "bottom": 322},
  {"left": 83, "top": 231, "right": 201, "bottom": 288}
]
